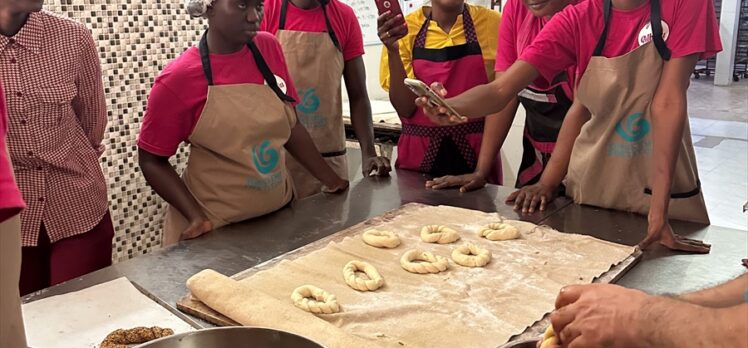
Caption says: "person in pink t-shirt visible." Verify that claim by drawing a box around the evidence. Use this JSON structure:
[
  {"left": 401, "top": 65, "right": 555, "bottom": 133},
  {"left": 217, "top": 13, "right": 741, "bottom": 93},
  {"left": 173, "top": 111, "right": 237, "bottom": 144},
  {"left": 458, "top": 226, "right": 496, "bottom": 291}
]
[
  {"left": 418, "top": 0, "right": 722, "bottom": 254},
  {"left": 0, "top": 82, "right": 28, "bottom": 348},
  {"left": 139, "top": 0, "right": 348, "bottom": 245},
  {"left": 426, "top": 0, "right": 581, "bottom": 193},
  {"left": 261, "top": 0, "right": 391, "bottom": 199}
]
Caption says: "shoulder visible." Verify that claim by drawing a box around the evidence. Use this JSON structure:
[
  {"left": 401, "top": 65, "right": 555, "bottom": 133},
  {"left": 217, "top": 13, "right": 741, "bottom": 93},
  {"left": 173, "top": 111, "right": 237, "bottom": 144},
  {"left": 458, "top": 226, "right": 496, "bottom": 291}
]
[
  {"left": 405, "top": 7, "right": 427, "bottom": 29},
  {"left": 154, "top": 47, "right": 204, "bottom": 90},
  {"left": 327, "top": 0, "right": 357, "bottom": 18},
  {"left": 470, "top": 4, "right": 501, "bottom": 23},
  {"left": 252, "top": 31, "right": 285, "bottom": 56},
  {"left": 38, "top": 10, "right": 91, "bottom": 37}
]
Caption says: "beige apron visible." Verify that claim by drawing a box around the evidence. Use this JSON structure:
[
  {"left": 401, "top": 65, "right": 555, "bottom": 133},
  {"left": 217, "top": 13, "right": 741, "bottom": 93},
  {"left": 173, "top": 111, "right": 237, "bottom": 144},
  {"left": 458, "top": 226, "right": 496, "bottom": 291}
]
[
  {"left": 0, "top": 148, "right": 26, "bottom": 348},
  {"left": 275, "top": 0, "right": 348, "bottom": 199},
  {"left": 566, "top": 0, "right": 709, "bottom": 224},
  {"left": 162, "top": 33, "right": 297, "bottom": 245}
]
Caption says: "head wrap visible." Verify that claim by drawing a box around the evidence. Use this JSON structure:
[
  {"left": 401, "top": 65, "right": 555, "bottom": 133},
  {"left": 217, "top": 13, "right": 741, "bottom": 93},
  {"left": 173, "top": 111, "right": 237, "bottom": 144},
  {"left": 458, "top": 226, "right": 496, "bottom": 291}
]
[{"left": 185, "top": 0, "right": 213, "bottom": 17}]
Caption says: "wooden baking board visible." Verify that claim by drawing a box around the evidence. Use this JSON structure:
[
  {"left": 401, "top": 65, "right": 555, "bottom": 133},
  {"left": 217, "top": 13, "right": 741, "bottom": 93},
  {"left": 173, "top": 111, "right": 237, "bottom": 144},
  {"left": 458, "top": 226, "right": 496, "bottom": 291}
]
[{"left": 177, "top": 203, "right": 642, "bottom": 338}]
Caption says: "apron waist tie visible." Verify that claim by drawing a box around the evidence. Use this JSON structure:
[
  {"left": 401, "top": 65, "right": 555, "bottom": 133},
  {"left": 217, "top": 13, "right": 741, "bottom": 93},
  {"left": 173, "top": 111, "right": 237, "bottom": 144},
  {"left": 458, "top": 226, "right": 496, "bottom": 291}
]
[
  {"left": 321, "top": 149, "right": 347, "bottom": 158},
  {"left": 402, "top": 121, "right": 484, "bottom": 174}
]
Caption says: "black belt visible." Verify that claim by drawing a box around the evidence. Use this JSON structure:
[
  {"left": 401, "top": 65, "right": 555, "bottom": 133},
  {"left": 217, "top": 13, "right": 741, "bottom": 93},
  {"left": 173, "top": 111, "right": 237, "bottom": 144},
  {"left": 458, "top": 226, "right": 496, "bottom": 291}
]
[{"left": 321, "top": 149, "right": 347, "bottom": 157}]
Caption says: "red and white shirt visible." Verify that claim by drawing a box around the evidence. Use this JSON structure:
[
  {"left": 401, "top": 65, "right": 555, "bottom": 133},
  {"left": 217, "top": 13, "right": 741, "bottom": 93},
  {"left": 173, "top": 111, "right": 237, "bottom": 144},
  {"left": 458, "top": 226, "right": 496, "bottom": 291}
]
[
  {"left": 0, "top": 81, "right": 25, "bottom": 224},
  {"left": 0, "top": 11, "right": 109, "bottom": 246}
]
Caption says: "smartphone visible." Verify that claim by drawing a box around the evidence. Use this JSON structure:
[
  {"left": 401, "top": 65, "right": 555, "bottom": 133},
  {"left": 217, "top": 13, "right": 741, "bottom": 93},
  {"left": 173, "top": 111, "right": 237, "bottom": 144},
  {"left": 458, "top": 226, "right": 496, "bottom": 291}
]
[
  {"left": 403, "top": 78, "right": 466, "bottom": 121},
  {"left": 375, "top": 0, "right": 403, "bottom": 17}
]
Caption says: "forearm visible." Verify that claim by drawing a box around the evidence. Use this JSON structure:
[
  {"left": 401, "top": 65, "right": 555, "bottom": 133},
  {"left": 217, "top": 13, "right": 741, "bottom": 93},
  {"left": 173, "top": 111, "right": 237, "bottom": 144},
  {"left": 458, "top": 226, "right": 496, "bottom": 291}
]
[
  {"left": 474, "top": 98, "right": 518, "bottom": 178},
  {"left": 678, "top": 273, "right": 748, "bottom": 308},
  {"left": 648, "top": 104, "right": 686, "bottom": 218},
  {"left": 448, "top": 61, "right": 539, "bottom": 119},
  {"left": 642, "top": 296, "right": 748, "bottom": 348},
  {"left": 387, "top": 49, "right": 418, "bottom": 118},
  {"left": 138, "top": 149, "right": 205, "bottom": 222},
  {"left": 349, "top": 97, "right": 377, "bottom": 157},
  {"left": 538, "top": 102, "right": 590, "bottom": 187},
  {"left": 285, "top": 122, "right": 341, "bottom": 186}
]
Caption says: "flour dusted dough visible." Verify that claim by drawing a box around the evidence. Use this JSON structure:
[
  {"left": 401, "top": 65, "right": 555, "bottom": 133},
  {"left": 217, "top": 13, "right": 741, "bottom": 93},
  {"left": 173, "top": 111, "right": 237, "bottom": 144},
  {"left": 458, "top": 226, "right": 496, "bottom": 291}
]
[
  {"left": 420, "top": 225, "right": 460, "bottom": 244},
  {"left": 291, "top": 285, "right": 341, "bottom": 314},
  {"left": 362, "top": 229, "right": 401, "bottom": 248},
  {"left": 451, "top": 243, "right": 491, "bottom": 267},
  {"left": 539, "top": 325, "right": 559, "bottom": 348},
  {"left": 400, "top": 250, "right": 449, "bottom": 274},
  {"left": 479, "top": 223, "right": 520, "bottom": 241},
  {"left": 343, "top": 260, "right": 384, "bottom": 291}
]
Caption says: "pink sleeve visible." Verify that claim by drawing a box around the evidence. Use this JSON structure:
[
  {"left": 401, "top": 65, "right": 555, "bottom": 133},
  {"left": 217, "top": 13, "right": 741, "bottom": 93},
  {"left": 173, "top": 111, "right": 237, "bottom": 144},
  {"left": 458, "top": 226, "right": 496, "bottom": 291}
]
[
  {"left": 667, "top": 0, "right": 722, "bottom": 60},
  {"left": 518, "top": 8, "right": 578, "bottom": 86},
  {"left": 341, "top": 6, "right": 365, "bottom": 61},
  {"left": 137, "top": 81, "right": 197, "bottom": 157},
  {"left": 495, "top": 0, "right": 518, "bottom": 72},
  {"left": 0, "top": 87, "right": 25, "bottom": 222}
]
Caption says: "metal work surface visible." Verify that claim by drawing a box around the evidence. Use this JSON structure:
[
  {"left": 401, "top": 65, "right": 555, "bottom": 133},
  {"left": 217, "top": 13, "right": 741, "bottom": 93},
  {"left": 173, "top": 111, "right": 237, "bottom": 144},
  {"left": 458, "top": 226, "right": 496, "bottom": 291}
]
[{"left": 24, "top": 168, "right": 747, "bottom": 331}]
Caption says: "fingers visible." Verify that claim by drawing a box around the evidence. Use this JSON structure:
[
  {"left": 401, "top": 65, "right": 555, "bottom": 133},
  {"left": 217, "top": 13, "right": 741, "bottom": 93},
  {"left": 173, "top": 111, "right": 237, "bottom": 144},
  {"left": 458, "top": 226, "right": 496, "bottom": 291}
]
[
  {"left": 661, "top": 238, "right": 712, "bottom": 254},
  {"left": 506, "top": 190, "right": 520, "bottom": 203},
  {"left": 539, "top": 195, "right": 548, "bottom": 211},
  {"left": 555, "top": 285, "right": 584, "bottom": 309},
  {"left": 513, "top": 191, "right": 527, "bottom": 210},
  {"left": 528, "top": 194, "right": 541, "bottom": 213},
  {"left": 460, "top": 179, "right": 485, "bottom": 193},
  {"left": 429, "top": 82, "right": 448, "bottom": 97},
  {"left": 522, "top": 192, "right": 534, "bottom": 213},
  {"left": 427, "top": 176, "right": 455, "bottom": 190},
  {"left": 549, "top": 306, "right": 576, "bottom": 339},
  {"left": 637, "top": 230, "right": 660, "bottom": 251}
]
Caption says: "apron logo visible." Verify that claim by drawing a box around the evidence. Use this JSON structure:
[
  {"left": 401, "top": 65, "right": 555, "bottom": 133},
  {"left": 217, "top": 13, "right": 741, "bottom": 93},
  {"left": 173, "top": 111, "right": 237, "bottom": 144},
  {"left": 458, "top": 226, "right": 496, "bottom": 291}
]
[
  {"left": 608, "top": 112, "right": 652, "bottom": 157},
  {"left": 297, "top": 88, "right": 320, "bottom": 113},
  {"left": 251, "top": 140, "right": 279, "bottom": 174},
  {"left": 615, "top": 112, "right": 650, "bottom": 142},
  {"left": 296, "top": 88, "right": 328, "bottom": 129},
  {"left": 638, "top": 20, "right": 670, "bottom": 46}
]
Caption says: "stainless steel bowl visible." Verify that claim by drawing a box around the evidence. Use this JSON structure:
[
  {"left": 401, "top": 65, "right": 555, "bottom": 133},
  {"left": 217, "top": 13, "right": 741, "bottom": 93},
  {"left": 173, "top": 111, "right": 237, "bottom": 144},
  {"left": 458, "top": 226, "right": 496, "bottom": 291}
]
[{"left": 134, "top": 327, "right": 325, "bottom": 348}]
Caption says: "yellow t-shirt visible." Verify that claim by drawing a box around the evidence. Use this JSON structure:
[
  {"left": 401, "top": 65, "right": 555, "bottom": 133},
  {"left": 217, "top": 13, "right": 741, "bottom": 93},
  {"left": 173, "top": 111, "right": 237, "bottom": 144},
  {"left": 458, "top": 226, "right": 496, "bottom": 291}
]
[{"left": 379, "top": 5, "right": 501, "bottom": 91}]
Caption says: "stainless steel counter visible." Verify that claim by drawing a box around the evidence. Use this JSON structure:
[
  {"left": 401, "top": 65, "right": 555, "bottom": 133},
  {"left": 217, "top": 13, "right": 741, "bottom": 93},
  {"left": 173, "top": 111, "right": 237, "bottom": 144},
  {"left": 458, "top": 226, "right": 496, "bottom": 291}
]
[{"left": 24, "top": 168, "right": 748, "bottom": 327}]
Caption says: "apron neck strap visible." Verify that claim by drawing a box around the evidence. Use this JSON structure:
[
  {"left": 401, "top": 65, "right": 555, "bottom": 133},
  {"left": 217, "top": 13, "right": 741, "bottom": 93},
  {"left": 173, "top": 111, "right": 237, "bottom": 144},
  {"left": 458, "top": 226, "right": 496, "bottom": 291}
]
[
  {"left": 592, "top": 0, "right": 671, "bottom": 60},
  {"left": 198, "top": 30, "right": 296, "bottom": 103},
  {"left": 279, "top": 0, "right": 342, "bottom": 51},
  {"left": 414, "top": 4, "right": 476, "bottom": 49}
]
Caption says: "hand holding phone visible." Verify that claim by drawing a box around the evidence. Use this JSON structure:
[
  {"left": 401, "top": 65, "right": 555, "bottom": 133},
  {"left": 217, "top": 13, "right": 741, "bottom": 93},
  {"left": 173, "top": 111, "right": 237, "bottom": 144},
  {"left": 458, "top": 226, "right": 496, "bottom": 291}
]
[
  {"left": 376, "top": 0, "right": 408, "bottom": 49},
  {"left": 404, "top": 78, "right": 467, "bottom": 122}
]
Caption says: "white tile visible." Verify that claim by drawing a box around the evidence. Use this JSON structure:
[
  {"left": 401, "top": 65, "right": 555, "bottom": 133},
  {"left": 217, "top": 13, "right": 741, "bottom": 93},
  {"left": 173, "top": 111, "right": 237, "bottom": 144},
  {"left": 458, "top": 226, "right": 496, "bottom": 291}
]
[
  {"left": 700, "top": 120, "right": 748, "bottom": 140},
  {"left": 689, "top": 117, "right": 717, "bottom": 134}
]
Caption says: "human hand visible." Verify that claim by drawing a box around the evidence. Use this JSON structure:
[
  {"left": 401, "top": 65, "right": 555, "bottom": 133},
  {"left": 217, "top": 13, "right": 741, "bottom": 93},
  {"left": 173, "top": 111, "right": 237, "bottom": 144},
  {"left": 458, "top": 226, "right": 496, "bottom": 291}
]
[
  {"left": 415, "top": 82, "right": 466, "bottom": 126},
  {"left": 363, "top": 155, "right": 392, "bottom": 177},
  {"left": 505, "top": 182, "right": 558, "bottom": 213},
  {"left": 550, "top": 284, "right": 651, "bottom": 348},
  {"left": 639, "top": 215, "right": 711, "bottom": 253},
  {"left": 425, "top": 172, "right": 487, "bottom": 192}
]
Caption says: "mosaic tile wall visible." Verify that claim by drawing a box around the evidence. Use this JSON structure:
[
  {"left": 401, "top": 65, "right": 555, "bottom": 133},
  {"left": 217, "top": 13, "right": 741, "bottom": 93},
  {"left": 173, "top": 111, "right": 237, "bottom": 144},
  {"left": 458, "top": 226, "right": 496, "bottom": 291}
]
[{"left": 43, "top": 0, "right": 205, "bottom": 262}]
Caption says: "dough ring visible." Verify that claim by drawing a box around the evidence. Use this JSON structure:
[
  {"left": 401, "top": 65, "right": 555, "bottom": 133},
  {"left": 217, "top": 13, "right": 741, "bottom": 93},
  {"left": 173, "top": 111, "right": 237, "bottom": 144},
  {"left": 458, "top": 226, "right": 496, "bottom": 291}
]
[
  {"left": 400, "top": 249, "right": 449, "bottom": 274},
  {"left": 343, "top": 260, "right": 384, "bottom": 291},
  {"left": 291, "top": 285, "right": 341, "bottom": 314},
  {"left": 99, "top": 326, "right": 174, "bottom": 348},
  {"left": 451, "top": 243, "right": 492, "bottom": 267},
  {"left": 420, "top": 225, "right": 460, "bottom": 244},
  {"left": 362, "top": 229, "right": 401, "bottom": 248},
  {"left": 539, "top": 325, "right": 559, "bottom": 348},
  {"left": 479, "top": 223, "right": 520, "bottom": 241}
]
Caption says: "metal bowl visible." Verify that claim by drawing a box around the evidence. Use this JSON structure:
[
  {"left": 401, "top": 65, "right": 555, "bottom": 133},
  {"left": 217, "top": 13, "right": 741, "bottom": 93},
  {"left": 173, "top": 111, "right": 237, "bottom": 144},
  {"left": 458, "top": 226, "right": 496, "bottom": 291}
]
[{"left": 134, "top": 327, "right": 325, "bottom": 348}]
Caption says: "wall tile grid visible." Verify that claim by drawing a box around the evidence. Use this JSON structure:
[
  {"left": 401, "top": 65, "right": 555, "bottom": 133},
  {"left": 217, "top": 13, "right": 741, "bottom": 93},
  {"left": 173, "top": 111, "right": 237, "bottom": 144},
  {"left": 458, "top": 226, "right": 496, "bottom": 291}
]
[{"left": 44, "top": 0, "right": 205, "bottom": 262}]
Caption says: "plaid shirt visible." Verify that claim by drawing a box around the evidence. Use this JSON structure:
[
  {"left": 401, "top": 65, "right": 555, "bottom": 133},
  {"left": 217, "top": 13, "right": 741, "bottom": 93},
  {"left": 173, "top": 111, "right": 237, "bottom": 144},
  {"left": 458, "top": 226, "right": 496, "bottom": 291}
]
[{"left": 0, "top": 11, "right": 108, "bottom": 246}]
